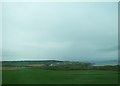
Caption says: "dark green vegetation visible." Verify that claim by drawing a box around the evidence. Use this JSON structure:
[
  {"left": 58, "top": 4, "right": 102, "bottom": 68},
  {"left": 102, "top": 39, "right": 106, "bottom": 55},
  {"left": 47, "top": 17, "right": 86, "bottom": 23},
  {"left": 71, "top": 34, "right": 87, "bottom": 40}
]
[
  {"left": 2, "top": 68, "right": 118, "bottom": 84},
  {"left": 2, "top": 60, "right": 93, "bottom": 68},
  {"left": 2, "top": 60, "right": 119, "bottom": 70},
  {"left": 2, "top": 60, "right": 119, "bottom": 84}
]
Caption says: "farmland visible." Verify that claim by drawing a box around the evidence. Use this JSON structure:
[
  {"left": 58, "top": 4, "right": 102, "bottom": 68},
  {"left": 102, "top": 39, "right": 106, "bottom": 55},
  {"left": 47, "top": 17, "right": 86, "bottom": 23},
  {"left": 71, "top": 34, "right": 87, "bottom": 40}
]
[
  {"left": 1, "top": 60, "right": 119, "bottom": 84},
  {"left": 2, "top": 67, "right": 118, "bottom": 84}
]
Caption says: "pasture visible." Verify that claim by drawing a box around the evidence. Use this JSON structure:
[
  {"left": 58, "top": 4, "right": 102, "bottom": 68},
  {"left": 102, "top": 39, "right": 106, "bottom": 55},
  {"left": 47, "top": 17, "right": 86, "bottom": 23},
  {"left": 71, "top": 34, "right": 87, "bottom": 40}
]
[{"left": 2, "top": 67, "right": 118, "bottom": 84}]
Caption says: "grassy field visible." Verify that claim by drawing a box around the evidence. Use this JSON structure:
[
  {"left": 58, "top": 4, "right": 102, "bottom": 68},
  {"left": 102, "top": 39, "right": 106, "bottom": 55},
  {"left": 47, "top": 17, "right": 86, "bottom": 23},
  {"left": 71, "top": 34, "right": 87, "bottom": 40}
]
[{"left": 2, "top": 68, "right": 118, "bottom": 84}]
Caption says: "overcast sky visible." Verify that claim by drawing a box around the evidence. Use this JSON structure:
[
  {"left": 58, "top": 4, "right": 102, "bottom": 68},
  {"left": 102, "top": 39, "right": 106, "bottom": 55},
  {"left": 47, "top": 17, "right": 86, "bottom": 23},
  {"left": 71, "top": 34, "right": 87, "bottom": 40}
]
[{"left": 2, "top": 2, "right": 118, "bottom": 63}]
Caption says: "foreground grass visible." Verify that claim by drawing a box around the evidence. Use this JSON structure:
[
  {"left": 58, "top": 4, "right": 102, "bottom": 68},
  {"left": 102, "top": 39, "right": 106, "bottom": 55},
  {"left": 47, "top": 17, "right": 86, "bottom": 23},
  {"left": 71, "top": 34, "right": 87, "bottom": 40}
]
[{"left": 2, "top": 68, "right": 118, "bottom": 84}]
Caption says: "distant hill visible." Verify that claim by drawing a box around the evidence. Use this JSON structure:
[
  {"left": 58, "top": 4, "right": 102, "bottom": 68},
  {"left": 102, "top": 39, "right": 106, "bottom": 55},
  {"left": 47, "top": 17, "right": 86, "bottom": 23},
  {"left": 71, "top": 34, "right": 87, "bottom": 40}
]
[
  {"left": 1, "top": 60, "right": 119, "bottom": 71},
  {"left": 2, "top": 60, "right": 93, "bottom": 68}
]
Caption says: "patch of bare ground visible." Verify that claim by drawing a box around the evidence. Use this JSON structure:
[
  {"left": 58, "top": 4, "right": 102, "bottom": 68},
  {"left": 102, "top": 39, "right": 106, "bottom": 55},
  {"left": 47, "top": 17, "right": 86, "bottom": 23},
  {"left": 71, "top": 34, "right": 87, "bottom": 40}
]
[
  {"left": 27, "top": 64, "right": 45, "bottom": 67},
  {"left": 1, "top": 67, "right": 22, "bottom": 70}
]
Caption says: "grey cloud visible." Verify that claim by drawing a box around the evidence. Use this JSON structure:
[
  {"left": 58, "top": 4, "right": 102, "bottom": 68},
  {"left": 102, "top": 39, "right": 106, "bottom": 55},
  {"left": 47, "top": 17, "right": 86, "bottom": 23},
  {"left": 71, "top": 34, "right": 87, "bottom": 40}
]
[
  {"left": 2, "top": 2, "right": 118, "bottom": 64},
  {"left": 99, "top": 46, "right": 118, "bottom": 51}
]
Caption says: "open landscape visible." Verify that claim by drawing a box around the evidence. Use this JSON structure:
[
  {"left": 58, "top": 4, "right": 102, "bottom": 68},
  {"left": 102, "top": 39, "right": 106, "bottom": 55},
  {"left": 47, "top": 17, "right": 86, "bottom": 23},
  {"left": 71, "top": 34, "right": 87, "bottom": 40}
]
[{"left": 1, "top": 2, "right": 118, "bottom": 85}]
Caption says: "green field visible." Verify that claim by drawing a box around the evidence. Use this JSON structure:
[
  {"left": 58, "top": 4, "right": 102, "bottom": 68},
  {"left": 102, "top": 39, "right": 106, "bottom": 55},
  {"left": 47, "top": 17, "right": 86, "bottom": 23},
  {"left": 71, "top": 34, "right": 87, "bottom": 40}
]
[{"left": 2, "top": 68, "right": 118, "bottom": 84}]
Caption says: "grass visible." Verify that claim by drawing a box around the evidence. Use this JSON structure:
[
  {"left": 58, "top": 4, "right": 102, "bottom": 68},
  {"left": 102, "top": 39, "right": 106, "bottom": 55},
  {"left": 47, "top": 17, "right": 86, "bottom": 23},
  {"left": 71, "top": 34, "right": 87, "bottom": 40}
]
[{"left": 2, "top": 68, "right": 118, "bottom": 84}]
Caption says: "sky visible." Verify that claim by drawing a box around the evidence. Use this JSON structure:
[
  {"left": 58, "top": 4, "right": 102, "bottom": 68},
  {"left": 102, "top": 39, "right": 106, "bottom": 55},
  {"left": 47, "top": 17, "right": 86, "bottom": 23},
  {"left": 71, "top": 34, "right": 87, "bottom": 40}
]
[
  {"left": 0, "top": 3, "right": 2, "bottom": 61},
  {"left": 0, "top": 0, "right": 119, "bottom": 2},
  {"left": 1, "top": 2, "right": 118, "bottom": 64}
]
